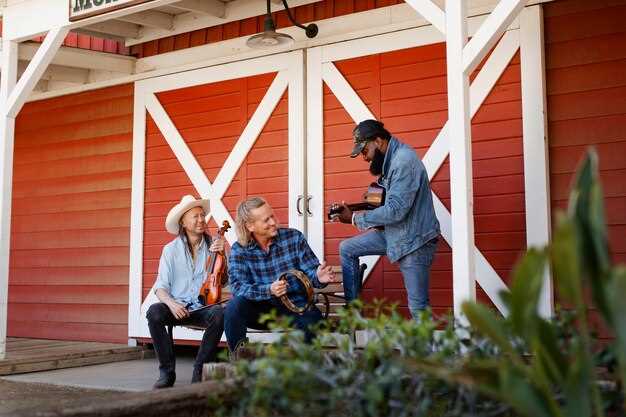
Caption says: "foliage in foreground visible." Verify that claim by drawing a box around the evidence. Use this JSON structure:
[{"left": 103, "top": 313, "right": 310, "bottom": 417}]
[
  {"left": 206, "top": 149, "right": 624, "bottom": 417},
  {"left": 411, "top": 149, "right": 625, "bottom": 417},
  {"left": 212, "top": 305, "right": 510, "bottom": 417}
]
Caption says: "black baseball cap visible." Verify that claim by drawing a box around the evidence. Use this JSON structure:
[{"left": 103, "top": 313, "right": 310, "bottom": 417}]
[{"left": 350, "top": 119, "right": 386, "bottom": 158}]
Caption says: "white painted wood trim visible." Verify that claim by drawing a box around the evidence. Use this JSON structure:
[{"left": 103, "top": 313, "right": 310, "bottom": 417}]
[
  {"left": 125, "top": 0, "right": 319, "bottom": 46},
  {"left": 6, "top": 26, "right": 69, "bottom": 118},
  {"left": 462, "top": 0, "right": 526, "bottom": 74},
  {"left": 520, "top": 5, "right": 552, "bottom": 317},
  {"left": 127, "top": 83, "right": 147, "bottom": 340},
  {"left": 140, "top": 55, "right": 289, "bottom": 94},
  {"left": 16, "top": 41, "right": 136, "bottom": 73},
  {"left": 0, "top": 38, "right": 18, "bottom": 360},
  {"left": 446, "top": 0, "right": 477, "bottom": 317},
  {"left": 404, "top": 0, "right": 446, "bottom": 34},
  {"left": 21, "top": 3, "right": 533, "bottom": 103},
  {"left": 305, "top": 47, "right": 324, "bottom": 260},
  {"left": 288, "top": 50, "right": 307, "bottom": 233}
]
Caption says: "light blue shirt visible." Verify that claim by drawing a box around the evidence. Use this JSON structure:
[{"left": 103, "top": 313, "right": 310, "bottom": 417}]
[{"left": 154, "top": 234, "right": 211, "bottom": 310}]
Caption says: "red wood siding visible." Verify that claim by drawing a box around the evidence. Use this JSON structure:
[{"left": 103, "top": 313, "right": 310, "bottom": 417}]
[
  {"left": 323, "top": 45, "right": 525, "bottom": 318},
  {"left": 129, "top": 0, "right": 404, "bottom": 58},
  {"left": 142, "top": 74, "right": 288, "bottom": 299},
  {"left": 544, "top": 0, "right": 626, "bottom": 338},
  {"left": 8, "top": 84, "right": 134, "bottom": 343}
]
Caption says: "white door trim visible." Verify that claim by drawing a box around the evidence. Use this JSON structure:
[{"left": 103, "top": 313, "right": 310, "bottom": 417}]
[{"left": 128, "top": 51, "right": 305, "bottom": 341}]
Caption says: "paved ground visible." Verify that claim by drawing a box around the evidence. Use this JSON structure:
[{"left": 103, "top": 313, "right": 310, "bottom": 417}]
[
  {"left": 2, "top": 354, "right": 194, "bottom": 392},
  {"left": 0, "top": 348, "right": 222, "bottom": 415}
]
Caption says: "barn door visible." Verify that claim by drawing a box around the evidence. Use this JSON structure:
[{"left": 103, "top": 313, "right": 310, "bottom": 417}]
[
  {"left": 306, "top": 24, "right": 524, "bottom": 318},
  {"left": 129, "top": 51, "right": 305, "bottom": 340}
]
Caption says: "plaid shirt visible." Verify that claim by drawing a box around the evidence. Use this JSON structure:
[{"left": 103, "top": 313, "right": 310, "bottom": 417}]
[{"left": 228, "top": 228, "right": 325, "bottom": 302}]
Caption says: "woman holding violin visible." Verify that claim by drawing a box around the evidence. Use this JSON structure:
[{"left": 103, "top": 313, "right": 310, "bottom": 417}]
[{"left": 146, "top": 195, "right": 228, "bottom": 389}]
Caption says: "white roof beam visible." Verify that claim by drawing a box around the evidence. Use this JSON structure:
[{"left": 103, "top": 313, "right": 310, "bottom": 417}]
[
  {"left": 18, "top": 41, "right": 136, "bottom": 74},
  {"left": 116, "top": 10, "right": 174, "bottom": 31},
  {"left": 169, "top": 0, "right": 226, "bottom": 18},
  {"left": 19, "top": 61, "right": 90, "bottom": 83},
  {"left": 80, "top": 20, "right": 141, "bottom": 39},
  {"left": 126, "top": 0, "right": 319, "bottom": 46}
]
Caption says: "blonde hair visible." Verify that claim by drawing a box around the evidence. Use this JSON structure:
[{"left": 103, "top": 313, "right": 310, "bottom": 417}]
[{"left": 235, "top": 196, "right": 268, "bottom": 246}]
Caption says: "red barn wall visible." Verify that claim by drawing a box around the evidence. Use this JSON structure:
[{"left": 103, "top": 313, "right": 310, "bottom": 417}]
[
  {"left": 544, "top": 0, "right": 626, "bottom": 337},
  {"left": 8, "top": 85, "right": 133, "bottom": 343},
  {"left": 544, "top": 0, "right": 626, "bottom": 266}
]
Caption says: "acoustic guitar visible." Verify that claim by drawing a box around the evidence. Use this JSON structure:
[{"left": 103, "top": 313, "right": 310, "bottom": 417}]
[{"left": 327, "top": 182, "right": 386, "bottom": 220}]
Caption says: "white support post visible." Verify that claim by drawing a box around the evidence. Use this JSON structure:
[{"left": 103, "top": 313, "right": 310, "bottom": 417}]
[
  {"left": 463, "top": 0, "right": 525, "bottom": 74},
  {"left": 7, "top": 26, "right": 70, "bottom": 118},
  {"left": 520, "top": 5, "right": 553, "bottom": 318},
  {"left": 0, "top": 38, "right": 19, "bottom": 360},
  {"left": 446, "top": 0, "right": 477, "bottom": 319}
]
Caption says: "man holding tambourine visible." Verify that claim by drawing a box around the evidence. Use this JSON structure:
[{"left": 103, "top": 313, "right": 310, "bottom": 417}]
[{"left": 224, "top": 196, "right": 337, "bottom": 354}]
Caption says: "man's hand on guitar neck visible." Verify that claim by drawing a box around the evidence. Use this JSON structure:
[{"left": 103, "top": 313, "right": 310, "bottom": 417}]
[{"left": 330, "top": 201, "right": 353, "bottom": 224}]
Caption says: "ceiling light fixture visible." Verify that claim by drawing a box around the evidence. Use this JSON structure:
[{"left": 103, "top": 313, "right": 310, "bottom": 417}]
[{"left": 246, "top": 0, "right": 318, "bottom": 50}]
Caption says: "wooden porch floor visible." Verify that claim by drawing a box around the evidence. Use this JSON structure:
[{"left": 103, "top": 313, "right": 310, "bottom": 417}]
[{"left": 0, "top": 337, "right": 151, "bottom": 376}]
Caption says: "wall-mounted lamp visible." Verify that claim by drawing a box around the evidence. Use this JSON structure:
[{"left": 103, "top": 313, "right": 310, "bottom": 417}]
[{"left": 246, "top": 0, "right": 318, "bottom": 49}]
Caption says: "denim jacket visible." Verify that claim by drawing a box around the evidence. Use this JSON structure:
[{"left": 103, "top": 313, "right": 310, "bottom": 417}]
[{"left": 354, "top": 137, "right": 440, "bottom": 263}]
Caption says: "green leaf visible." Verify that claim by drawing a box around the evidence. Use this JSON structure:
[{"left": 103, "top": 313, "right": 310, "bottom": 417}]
[
  {"left": 563, "top": 342, "right": 593, "bottom": 417},
  {"left": 531, "top": 319, "right": 568, "bottom": 385},
  {"left": 497, "top": 366, "right": 560, "bottom": 417},
  {"left": 567, "top": 149, "right": 610, "bottom": 275},
  {"left": 567, "top": 149, "right": 612, "bottom": 319},
  {"left": 462, "top": 302, "right": 517, "bottom": 357},
  {"left": 508, "top": 248, "right": 548, "bottom": 337},
  {"left": 550, "top": 217, "right": 583, "bottom": 307},
  {"left": 607, "top": 267, "right": 626, "bottom": 402}
]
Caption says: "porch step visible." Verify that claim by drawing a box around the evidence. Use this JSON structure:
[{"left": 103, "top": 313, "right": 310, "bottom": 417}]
[{"left": 0, "top": 338, "right": 153, "bottom": 376}]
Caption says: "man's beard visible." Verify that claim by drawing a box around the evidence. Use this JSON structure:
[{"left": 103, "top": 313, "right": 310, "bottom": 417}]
[{"left": 369, "top": 149, "right": 385, "bottom": 176}]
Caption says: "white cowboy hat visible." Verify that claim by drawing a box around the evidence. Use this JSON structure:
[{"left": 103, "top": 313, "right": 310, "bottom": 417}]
[{"left": 165, "top": 195, "right": 210, "bottom": 235}]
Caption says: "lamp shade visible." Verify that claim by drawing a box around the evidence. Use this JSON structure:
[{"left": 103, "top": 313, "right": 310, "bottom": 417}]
[{"left": 246, "top": 30, "right": 294, "bottom": 49}]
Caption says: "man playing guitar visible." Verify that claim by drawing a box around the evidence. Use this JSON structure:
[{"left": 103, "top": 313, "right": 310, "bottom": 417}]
[{"left": 330, "top": 119, "right": 440, "bottom": 320}]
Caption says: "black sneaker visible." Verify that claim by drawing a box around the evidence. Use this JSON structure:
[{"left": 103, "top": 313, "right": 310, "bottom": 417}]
[{"left": 153, "top": 371, "right": 176, "bottom": 389}]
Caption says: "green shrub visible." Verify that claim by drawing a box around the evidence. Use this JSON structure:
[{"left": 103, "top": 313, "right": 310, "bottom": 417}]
[{"left": 212, "top": 305, "right": 511, "bottom": 417}]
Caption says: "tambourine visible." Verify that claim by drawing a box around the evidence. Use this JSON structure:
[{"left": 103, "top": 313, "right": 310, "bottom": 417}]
[{"left": 277, "top": 269, "right": 314, "bottom": 315}]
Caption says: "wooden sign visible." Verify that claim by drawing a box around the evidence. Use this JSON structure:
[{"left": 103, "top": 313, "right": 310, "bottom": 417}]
[{"left": 69, "top": 0, "right": 156, "bottom": 21}]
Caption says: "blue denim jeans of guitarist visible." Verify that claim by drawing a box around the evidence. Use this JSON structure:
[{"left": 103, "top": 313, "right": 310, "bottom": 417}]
[{"left": 340, "top": 229, "right": 438, "bottom": 320}]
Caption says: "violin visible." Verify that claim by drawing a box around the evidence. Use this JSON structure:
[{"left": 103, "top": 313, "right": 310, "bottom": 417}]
[
  {"left": 198, "top": 220, "right": 231, "bottom": 306},
  {"left": 327, "top": 182, "right": 386, "bottom": 220}
]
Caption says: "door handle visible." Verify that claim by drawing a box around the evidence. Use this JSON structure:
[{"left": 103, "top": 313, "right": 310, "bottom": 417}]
[
  {"left": 296, "top": 195, "right": 304, "bottom": 216},
  {"left": 306, "top": 195, "right": 313, "bottom": 217}
]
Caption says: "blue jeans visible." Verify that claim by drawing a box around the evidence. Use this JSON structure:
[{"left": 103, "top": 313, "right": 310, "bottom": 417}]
[
  {"left": 340, "top": 230, "right": 438, "bottom": 319},
  {"left": 224, "top": 295, "right": 323, "bottom": 352}
]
